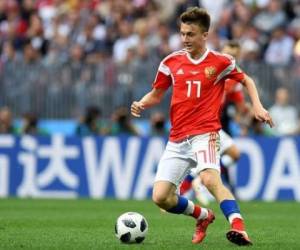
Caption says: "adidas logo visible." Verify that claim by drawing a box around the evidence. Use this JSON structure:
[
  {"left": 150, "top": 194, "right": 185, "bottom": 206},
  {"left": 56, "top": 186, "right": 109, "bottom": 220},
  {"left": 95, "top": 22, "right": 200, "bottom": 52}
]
[{"left": 176, "top": 68, "right": 184, "bottom": 75}]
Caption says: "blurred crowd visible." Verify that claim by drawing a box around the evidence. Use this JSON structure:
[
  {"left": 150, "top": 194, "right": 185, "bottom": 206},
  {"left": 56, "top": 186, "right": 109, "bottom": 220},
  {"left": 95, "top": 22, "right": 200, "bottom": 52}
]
[
  {"left": 1, "top": 87, "right": 299, "bottom": 136},
  {"left": 0, "top": 0, "right": 300, "bottom": 66},
  {"left": 0, "top": 0, "right": 299, "bottom": 137},
  {"left": 225, "top": 86, "right": 300, "bottom": 136},
  {"left": 0, "top": 104, "right": 170, "bottom": 136}
]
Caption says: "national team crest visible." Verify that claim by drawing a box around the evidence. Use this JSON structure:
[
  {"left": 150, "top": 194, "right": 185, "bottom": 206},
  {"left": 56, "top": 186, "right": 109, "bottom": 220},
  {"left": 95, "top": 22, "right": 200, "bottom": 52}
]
[{"left": 204, "top": 66, "right": 217, "bottom": 79}]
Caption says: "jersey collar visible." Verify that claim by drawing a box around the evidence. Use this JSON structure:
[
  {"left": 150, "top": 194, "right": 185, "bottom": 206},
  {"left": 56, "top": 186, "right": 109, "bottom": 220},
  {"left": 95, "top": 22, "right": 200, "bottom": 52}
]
[{"left": 186, "top": 48, "right": 210, "bottom": 64}]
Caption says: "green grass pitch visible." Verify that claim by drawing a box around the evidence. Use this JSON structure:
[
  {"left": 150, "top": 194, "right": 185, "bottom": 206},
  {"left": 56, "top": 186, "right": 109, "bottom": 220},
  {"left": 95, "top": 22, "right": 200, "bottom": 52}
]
[{"left": 0, "top": 199, "right": 299, "bottom": 249}]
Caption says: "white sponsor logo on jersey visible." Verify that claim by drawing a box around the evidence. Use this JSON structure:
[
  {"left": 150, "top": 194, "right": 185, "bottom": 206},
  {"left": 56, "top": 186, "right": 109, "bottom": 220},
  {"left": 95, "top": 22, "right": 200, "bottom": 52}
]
[{"left": 176, "top": 68, "right": 184, "bottom": 75}]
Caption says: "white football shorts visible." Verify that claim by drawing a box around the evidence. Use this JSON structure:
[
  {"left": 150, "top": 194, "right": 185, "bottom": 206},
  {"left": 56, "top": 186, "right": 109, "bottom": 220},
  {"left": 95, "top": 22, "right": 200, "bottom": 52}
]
[
  {"left": 219, "top": 129, "right": 234, "bottom": 155},
  {"left": 189, "top": 129, "right": 234, "bottom": 177},
  {"left": 154, "top": 132, "right": 221, "bottom": 186}
]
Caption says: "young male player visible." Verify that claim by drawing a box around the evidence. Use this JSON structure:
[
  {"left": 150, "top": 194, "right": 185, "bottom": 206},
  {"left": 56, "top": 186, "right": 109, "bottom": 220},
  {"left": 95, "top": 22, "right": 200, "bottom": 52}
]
[
  {"left": 180, "top": 41, "right": 248, "bottom": 199},
  {"left": 131, "top": 7, "right": 273, "bottom": 246}
]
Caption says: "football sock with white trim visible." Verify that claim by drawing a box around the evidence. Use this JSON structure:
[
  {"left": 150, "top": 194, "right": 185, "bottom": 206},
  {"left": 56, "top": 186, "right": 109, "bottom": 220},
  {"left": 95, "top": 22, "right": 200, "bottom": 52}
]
[
  {"left": 166, "top": 195, "right": 208, "bottom": 220},
  {"left": 220, "top": 199, "right": 245, "bottom": 231},
  {"left": 183, "top": 200, "right": 208, "bottom": 220}
]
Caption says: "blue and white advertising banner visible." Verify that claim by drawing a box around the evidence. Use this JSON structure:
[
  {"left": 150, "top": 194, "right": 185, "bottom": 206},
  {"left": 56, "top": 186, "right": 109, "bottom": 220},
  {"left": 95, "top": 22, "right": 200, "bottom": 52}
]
[{"left": 0, "top": 135, "right": 299, "bottom": 201}]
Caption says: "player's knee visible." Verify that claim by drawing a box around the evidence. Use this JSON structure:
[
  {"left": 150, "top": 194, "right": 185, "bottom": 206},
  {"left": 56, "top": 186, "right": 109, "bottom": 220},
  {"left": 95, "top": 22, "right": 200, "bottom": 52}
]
[
  {"left": 229, "top": 147, "right": 241, "bottom": 161},
  {"left": 201, "top": 174, "right": 218, "bottom": 191},
  {"left": 232, "top": 150, "right": 240, "bottom": 161},
  {"left": 152, "top": 191, "right": 169, "bottom": 207}
]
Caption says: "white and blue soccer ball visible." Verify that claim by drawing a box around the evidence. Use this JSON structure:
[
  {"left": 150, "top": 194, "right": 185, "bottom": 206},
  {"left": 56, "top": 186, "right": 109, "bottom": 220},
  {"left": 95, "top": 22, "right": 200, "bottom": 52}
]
[{"left": 115, "top": 212, "right": 148, "bottom": 244}]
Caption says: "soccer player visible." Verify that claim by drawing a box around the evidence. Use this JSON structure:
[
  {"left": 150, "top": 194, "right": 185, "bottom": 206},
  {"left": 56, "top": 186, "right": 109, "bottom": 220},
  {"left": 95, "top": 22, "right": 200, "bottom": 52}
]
[
  {"left": 180, "top": 41, "right": 248, "bottom": 199},
  {"left": 219, "top": 41, "right": 248, "bottom": 193},
  {"left": 131, "top": 7, "right": 273, "bottom": 246}
]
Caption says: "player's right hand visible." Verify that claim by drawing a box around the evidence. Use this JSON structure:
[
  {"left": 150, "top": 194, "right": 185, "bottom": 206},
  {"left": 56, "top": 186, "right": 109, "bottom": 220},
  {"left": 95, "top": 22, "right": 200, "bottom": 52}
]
[{"left": 131, "top": 101, "right": 145, "bottom": 117}]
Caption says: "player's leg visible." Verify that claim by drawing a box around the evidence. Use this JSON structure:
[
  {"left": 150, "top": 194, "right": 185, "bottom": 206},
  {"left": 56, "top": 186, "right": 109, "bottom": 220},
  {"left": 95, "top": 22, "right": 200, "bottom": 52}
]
[
  {"left": 222, "top": 144, "right": 240, "bottom": 164},
  {"left": 153, "top": 180, "right": 205, "bottom": 216},
  {"left": 179, "top": 174, "right": 195, "bottom": 195},
  {"left": 191, "top": 175, "right": 211, "bottom": 206},
  {"left": 220, "top": 130, "right": 240, "bottom": 195},
  {"left": 152, "top": 155, "right": 209, "bottom": 218},
  {"left": 153, "top": 141, "right": 215, "bottom": 244},
  {"left": 192, "top": 132, "right": 251, "bottom": 246},
  {"left": 152, "top": 180, "right": 214, "bottom": 244},
  {"left": 221, "top": 145, "right": 240, "bottom": 195},
  {"left": 200, "top": 165, "right": 252, "bottom": 245},
  {"left": 179, "top": 169, "right": 211, "bottom": 206}
]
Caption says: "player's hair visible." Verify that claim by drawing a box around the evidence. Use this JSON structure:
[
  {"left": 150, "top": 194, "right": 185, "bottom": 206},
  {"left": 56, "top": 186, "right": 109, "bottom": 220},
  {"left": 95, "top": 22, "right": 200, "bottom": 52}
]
[
  {"left": 180, "top": 7, "right": 210, "bottom": 32},
  {"left": 223, "top": 40, "right": 241, "bottom": 50}
]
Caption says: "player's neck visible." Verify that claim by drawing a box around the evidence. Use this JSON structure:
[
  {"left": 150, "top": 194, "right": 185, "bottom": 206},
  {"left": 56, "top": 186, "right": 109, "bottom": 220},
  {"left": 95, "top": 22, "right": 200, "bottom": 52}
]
[{"left": 189, "top": 47, "right": 207, "bottom": 60}]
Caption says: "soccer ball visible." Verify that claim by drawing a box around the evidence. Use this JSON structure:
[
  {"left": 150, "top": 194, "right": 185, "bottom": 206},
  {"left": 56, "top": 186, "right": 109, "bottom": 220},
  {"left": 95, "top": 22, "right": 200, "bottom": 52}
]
[{"left": 115, "top": 212, "right": 148, "bottom": 244}]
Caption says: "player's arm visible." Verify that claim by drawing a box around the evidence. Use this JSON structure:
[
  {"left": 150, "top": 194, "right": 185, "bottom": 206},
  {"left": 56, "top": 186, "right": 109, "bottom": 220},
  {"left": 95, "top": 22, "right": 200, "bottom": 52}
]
[
  {"left": 131, "top": 61, "right": 172, "bottom": 118},
  {"left": 131, "top": 88, "right": 166, "bottom": 117},
  {"left": 241, "top": 74, "right": 274, "bottom": 127},
  {"left": 223, "top": 56, "right": 274, "bottom": 128}
]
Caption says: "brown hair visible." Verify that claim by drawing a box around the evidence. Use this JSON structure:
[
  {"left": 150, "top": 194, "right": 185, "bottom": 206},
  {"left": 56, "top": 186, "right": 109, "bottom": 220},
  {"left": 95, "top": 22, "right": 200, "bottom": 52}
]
[{"left": 180, "top": 7, "right": 210, "bottom": 32}]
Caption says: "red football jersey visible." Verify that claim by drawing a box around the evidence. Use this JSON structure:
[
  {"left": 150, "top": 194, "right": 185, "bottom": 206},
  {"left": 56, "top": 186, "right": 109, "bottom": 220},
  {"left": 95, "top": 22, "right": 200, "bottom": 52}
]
[
  {"left": 152, "top": 49, "right": 245, "bottom": 142},
  {"left": 224, "top": 78, "right": 245, "bottom": 105}
]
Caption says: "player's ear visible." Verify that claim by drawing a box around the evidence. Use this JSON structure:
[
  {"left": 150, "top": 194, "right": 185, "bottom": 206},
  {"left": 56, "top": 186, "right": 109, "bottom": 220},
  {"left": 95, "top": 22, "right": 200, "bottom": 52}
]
[{"left": 202, "top": 32, "right": 208, "bottom": 40}]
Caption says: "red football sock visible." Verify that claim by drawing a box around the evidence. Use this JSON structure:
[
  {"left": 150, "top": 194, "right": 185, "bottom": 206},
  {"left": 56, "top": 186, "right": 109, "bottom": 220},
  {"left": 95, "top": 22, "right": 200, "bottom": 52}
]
[
  {"left": 191, "top": 205, "right": 201, "bottom": 219},
  {"left": 231, "top": 218, "right": 245, "bottom": 231},
  {"left": 179, "top": 179, "right": 192, "bottom": 195}
]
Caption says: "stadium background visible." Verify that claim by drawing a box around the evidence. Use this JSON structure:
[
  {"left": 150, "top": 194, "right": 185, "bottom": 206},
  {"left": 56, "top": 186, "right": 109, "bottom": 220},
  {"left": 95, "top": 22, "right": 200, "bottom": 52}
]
[{"left": 0, "top": 0, "right": 299, "bottom": 249}]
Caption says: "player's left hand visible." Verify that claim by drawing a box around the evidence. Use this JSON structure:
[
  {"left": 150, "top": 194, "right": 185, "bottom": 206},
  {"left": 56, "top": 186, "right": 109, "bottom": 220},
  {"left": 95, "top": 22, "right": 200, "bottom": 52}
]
[{"left": 253, "top": 105, "right": 274, "bottom": 128}]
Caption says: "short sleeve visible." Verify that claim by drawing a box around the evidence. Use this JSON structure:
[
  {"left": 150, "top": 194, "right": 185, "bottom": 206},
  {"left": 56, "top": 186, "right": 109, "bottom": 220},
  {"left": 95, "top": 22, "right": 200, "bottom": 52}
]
[
  {"left": 152, "top": 62, "right": 172, "bottom": 90},
  {"left": 226, "top": 64, "right": 245, "bottom": 83},
  {"left": 225, "top": 78, "right": 245, "bottom": 104},
  {"left": 214, "top": 55, "right": 245, "bottom": 84}
]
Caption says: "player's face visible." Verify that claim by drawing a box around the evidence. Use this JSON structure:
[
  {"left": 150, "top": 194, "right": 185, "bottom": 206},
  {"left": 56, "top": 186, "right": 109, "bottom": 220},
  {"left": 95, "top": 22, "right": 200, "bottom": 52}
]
[{"left": 180, "top": 22, "right": 208, "bottom": 56}]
